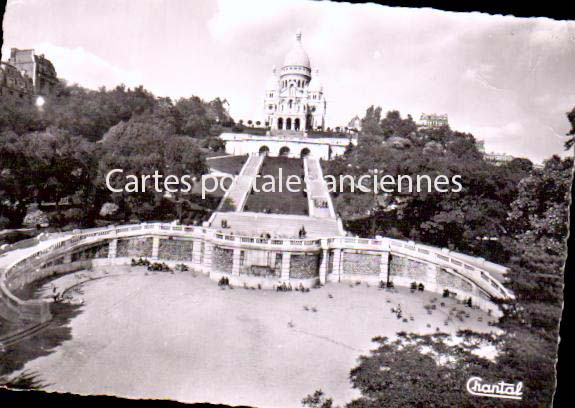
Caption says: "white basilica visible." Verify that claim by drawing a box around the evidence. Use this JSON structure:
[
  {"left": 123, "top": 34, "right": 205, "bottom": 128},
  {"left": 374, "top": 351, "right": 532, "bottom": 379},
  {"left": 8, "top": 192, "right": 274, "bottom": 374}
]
[
  {"left": 220, "top": 31, "right": 355, "bottom": 160},
  {"left": 263, "top": 31, "right": 326, "bottom": 133}
]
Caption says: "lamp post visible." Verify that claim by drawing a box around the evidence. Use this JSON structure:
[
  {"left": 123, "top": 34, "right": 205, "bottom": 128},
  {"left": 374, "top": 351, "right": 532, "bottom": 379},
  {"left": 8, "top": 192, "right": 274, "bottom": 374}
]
[{"left": 35, "top": 95, "right": 45, "bottom": 112}]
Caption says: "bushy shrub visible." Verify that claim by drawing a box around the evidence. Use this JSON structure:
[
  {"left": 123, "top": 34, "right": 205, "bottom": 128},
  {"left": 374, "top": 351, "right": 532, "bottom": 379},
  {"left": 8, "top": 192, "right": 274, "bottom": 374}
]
[
  {"left": 218, "top": 276, "right": 230, "bottom": 286},
  {"left": 0, "top": 216, "right": 10, "bottom": 229},
  {"left": 22, "top": 209, "right": 49, "bottom": 227},
  {"left": 62, "top": 208, "right": 85, "bottom": 223},
  {"left": 99, "top": 202, "right": 120, "bottom": 217},
  {"left": 276, "top": 282, "right": 293, "bottom": 292},
  {"left": 131, "top": 257, "right": 151, "bottom": 267},
  {"left": 147, "top": 262, "right": 171, "bottom": 272},
  {"left": 220, "top": 197, "right": 236, "bottom": 212}
]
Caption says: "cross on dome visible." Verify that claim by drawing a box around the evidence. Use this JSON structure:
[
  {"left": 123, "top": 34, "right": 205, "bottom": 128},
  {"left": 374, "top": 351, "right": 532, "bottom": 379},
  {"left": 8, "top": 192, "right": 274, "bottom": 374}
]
[{"left": 283, "top": 29, "right": 310, "bottom": 69}]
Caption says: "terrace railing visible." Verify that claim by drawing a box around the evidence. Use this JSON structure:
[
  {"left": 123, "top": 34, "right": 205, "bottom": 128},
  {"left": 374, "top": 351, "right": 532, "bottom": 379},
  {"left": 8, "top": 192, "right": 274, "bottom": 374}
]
[{"left": 1, "top": 222, "right": 512, "bottom": 340}]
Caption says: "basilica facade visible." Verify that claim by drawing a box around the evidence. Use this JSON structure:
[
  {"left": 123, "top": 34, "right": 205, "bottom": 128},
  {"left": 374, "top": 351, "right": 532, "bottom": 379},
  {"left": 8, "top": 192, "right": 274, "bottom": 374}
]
[
  {"left": 263, "top": 31, "right": 326, "bottom": 133},
  {"left": 221, "top": 31, "right": 353, "bottom": 160}
]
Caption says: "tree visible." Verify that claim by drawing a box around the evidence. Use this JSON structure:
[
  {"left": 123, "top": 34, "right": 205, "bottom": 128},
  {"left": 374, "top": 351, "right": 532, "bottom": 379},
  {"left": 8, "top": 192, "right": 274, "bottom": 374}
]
[
  {"left": 504, "top": 155, "right": 572, "bottom": 308},
  {"left": 98, "top": 110, "right": 207, "bottom": 221},
  {"left": 44, "top": 83, "right": 157, "bottom": 142},
  {"left": 174, "top": 96, "right": 213, "bottom": 138},
  {"left": 379, "top": 110, "right": 418, "bottom": 139},
  {"left": 0, "top": 80, "right": 228, "bottom": 228},
  {"left": 202, "top": 136, "right": 225, "bottom": 152},
  {"left": 324, "top": 110, "right": 513, "bottom": 257},
  {"left": 0, "top": 97, "right": 45, "bottom": 134},
  {"left": 302, "top": 390, "right": 333, "bottom": 408},
  {"left": 206, "top": 97, "right": 234, "bottom": 126},
  {"left": 503, "top": 157, "right": 533, "bottom": 175},
  {"left": 360, "top": 105, "right": 382, "bottom": 136},
  {"left": 0, "top": 83, "right": 159, "bottom": 142},
  {"left": 306, "top": 329, "right": 557, "bottom": 407},
  {"left": 338, "top": 330, "right": 553, "bottom": 407},
  {"left": 0, "top": 128, "right": 96, "bottom": 226}
]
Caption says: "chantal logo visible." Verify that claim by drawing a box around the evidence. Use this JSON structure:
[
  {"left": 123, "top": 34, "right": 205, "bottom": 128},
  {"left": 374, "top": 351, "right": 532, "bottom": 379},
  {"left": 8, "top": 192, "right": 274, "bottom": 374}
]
[{"left": 466, "top": 377, "right": 523, "bottom": 400}]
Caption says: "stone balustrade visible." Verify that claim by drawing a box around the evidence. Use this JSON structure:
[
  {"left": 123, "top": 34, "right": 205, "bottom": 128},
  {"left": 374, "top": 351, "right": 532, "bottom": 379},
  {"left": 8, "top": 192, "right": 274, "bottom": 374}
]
[{"left": 0, "top": 222, "right": 512, "bottom": 335}]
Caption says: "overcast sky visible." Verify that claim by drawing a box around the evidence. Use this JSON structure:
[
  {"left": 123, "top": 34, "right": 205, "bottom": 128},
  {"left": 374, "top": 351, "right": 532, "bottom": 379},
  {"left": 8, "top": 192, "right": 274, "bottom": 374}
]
[{"left": 2, "top": 0, "right": 575, "bottom": 162}]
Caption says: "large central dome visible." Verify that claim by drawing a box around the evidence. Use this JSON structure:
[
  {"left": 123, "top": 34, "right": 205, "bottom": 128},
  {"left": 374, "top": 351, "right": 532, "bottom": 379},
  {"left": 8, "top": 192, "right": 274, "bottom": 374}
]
[{"left": 282, "top": 30, "right": 311, "bottom": 69}]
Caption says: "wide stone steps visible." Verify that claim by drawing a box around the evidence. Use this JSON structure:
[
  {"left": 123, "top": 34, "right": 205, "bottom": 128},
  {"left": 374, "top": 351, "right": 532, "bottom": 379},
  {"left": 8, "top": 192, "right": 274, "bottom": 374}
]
[
  {"left": 210, "top": 212, "right": 342, "bottom": 239},
  {"left": 304, "top": 157, "right": 336, "bottom": 219},
  {"left": 220, "top": 154, "right": 263, "bottom": 211}
]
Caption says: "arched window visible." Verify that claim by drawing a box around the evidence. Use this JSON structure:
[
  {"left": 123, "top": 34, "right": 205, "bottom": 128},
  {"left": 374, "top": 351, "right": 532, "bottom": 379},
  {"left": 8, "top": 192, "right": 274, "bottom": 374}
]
[
  {"left": 277, "top": 117, "right": 283, "bottom": 130},
  {"left": 294, "top": 118, "right": 300, "bottom": 131},
  {"left": 259, "top": 146, "right": 270, "bottom": 156},
  {"left": 286, "top": 118, "right": 292, "bottom": 130}
]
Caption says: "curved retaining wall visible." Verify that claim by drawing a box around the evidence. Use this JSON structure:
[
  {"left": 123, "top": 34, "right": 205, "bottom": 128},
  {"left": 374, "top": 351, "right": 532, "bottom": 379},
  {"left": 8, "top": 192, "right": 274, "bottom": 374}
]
[
  {"left": 0, "top": 223, "right": 512, "bottom": 330},
  {"left": 220, "top": 132, "right": 354, "bottom": 160}
]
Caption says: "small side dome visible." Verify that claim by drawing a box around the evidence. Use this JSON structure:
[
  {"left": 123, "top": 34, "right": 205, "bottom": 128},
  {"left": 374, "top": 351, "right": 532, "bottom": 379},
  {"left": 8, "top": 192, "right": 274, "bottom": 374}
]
[
  {"left": 308, "top": 69, "right": 323, "bottom": 92},
  {"left": 265, "top": 66, "right": 279, "bottom": 91}
]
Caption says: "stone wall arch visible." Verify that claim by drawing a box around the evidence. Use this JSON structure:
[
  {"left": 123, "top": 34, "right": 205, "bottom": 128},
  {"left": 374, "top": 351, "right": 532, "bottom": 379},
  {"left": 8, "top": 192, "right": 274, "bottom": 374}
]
[
  {"left": 259, "top": 145, "right": 270, "bottom": 156},
  {"left": 279, "top": 146, "right": 290, "bottom": 157}
]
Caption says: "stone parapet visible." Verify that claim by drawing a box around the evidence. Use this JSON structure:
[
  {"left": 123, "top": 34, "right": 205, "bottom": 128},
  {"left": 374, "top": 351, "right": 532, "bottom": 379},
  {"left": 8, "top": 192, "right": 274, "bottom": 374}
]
[{"left": 0, "top": 222, "right": 511, "bottom": 331}]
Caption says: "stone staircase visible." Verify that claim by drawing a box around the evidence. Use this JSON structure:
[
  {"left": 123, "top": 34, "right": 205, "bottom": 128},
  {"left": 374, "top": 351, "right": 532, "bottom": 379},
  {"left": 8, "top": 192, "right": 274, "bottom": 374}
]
[
  {"left": 218, "top": 154, "right": 263, "bottom": 212},
  {"left": 209, "top": 154, "right": 344, "bottom": 238},
  {"left": 304, "top": 157, "right": 336, "bottom": 219}
]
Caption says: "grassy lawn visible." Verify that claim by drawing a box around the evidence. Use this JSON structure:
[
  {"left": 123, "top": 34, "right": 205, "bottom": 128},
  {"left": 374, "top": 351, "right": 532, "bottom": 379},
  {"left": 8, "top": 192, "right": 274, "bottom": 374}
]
[
  {"left": 191, "top": 177, "right": 233, "bottom": 198},
  {"left": 244, "top": 157, "right": 308, "bottom": 215},
  {"left": 207, "top": 155, "right": 247, "bottom": 175}
]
